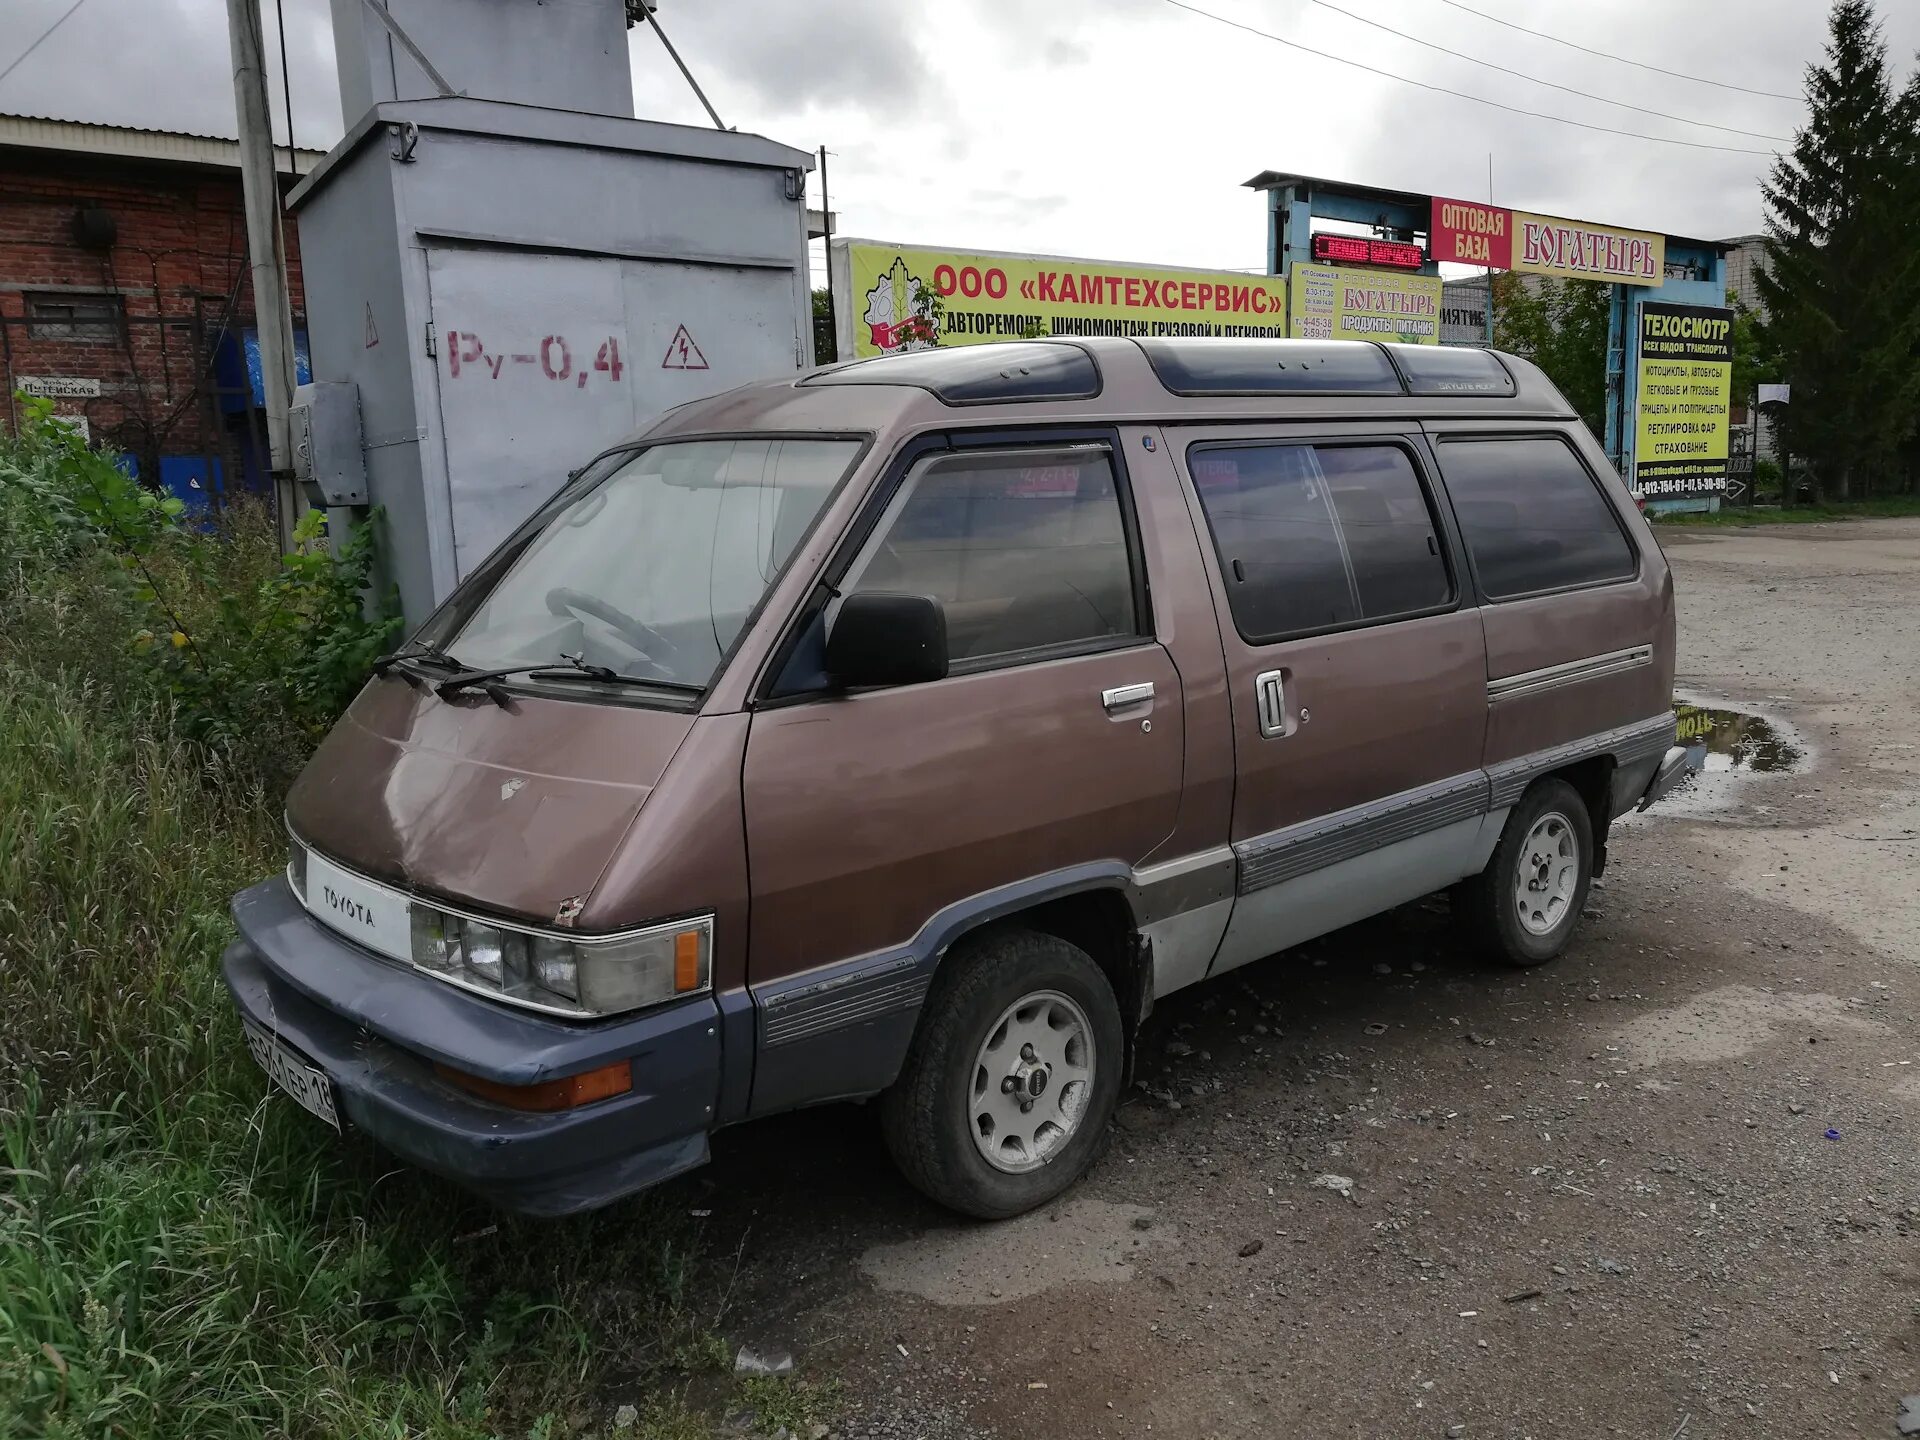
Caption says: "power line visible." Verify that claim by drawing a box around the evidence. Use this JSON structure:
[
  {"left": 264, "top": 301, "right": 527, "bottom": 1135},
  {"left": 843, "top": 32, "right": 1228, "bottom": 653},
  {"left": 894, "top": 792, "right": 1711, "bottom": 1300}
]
[
  {"left": 1305, "top": 0, "right": 1791, "bottom": 142},
  {"left": 1430, "top": 0, "right": 1800, "bottom": 102},
  {"left": 0, "top": 0, "right": 90, "bottom": 89},
  {"left": 1160, "top": 0, "right": 1776, "bottom": 156},
  {"left": 274, "top": 0, "right": 297, "bottom": 178}
]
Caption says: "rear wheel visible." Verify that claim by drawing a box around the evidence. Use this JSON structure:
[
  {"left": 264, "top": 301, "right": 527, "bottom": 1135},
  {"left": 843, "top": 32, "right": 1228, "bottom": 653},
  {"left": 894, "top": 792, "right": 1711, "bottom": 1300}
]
[
  {"left": 880, "top": 928, "right": 1123, "bottom": 1219},
  {"left": 1463, "top": 778, "right": 1593, "bottom": 967}
]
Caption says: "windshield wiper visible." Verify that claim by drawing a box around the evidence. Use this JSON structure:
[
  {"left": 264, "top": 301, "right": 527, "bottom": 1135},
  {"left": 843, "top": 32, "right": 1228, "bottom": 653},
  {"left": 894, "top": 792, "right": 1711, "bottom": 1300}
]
[
  {"left": 434, "top": 653, "right": 698, "bottom": 702},
  {"left": 373, "top": 641, "right": 464, "bottom": 676}
]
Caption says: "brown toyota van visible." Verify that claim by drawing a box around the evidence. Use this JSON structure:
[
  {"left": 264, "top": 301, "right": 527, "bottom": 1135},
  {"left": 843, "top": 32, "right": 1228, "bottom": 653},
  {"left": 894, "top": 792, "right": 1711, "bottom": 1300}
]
[{"left": 225, "top": 338, "right": 1688, "bottom": 1219}]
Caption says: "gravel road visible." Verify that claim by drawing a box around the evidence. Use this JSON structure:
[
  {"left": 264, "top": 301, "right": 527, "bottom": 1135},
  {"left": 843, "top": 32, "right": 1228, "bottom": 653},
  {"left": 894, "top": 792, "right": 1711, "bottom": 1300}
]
[{"left": 686, "top": 518, "right": 1920, "bottom": 1440}]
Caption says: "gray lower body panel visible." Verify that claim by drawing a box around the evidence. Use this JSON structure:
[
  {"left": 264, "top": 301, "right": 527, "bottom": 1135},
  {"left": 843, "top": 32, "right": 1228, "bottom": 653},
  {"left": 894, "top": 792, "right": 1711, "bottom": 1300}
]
[{"left": 1210, "top": 812, "right": 1501, "bottom": 977}]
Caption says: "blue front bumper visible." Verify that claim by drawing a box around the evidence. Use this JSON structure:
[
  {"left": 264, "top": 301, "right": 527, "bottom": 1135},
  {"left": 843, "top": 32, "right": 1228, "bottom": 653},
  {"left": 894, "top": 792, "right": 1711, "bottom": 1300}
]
[{"left": 222, "top": 878, "right": 721, "bottom": 1216}]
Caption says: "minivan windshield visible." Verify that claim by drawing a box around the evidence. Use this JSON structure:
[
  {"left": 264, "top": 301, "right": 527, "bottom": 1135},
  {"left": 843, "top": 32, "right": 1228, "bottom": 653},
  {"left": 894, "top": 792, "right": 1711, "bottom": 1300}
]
[{"left": 443, "top": 437, "right": 862, "bottom": 691}]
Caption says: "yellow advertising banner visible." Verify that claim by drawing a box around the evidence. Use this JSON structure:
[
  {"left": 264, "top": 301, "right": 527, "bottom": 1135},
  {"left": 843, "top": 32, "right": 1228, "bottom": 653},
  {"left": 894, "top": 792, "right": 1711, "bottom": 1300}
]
[
  {"left": 1634, "top": 303, "right": 1733, "bottom": 499},
  {"left": 1287, "top": 263, "right": 1442, "bottom": 344},
  {"left": 1513, "top": 210, "right": 1665, "bottom": 285},
  {"left": 837, "top": 241, "right": 1287, "bottom": 359}
]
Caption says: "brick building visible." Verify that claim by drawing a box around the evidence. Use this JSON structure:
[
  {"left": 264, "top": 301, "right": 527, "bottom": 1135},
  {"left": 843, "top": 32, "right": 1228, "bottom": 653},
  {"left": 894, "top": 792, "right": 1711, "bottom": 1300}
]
[{"left": 0, "top": 113, "right": 322, "bottom": 500}]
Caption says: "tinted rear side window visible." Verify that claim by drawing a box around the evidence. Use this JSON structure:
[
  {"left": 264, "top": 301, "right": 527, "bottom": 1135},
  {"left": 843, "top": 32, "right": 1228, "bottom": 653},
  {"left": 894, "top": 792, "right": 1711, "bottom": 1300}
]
[
  {"left": 1187, "top": 443, "right": 1452, "bottom": 641},
  {"left": 1439, "top": 437, "right": 1636, "bottom": 599}
]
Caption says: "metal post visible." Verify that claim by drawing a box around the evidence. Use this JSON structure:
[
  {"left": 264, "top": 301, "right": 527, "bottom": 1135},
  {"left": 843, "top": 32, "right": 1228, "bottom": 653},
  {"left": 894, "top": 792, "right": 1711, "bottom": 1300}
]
[
  {"left": 226, "top": 0, "right": 299, "bottom": 544},
  {"left": 1603, "top": 283, "right": 1629, "bottom": 473},
  {"left": 818, "top": 145, "right": 836, "bottom": 364},
  {"left": 1482, "top": 153, "right": 1495, "bottom": 346}
]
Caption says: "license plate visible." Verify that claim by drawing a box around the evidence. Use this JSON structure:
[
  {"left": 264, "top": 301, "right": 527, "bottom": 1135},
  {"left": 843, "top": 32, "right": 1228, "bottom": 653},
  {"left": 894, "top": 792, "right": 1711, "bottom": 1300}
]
[{"left": 243, "top": 1019, "right": 341, "bottom": 1132}]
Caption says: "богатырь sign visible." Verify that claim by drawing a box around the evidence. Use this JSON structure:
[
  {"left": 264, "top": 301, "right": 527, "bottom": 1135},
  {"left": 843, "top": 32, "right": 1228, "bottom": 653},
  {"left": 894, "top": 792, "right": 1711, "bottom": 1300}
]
[
  {"left": 1430, "top": 199, "right": 1665, "bottom": 286},
  {"left": 834, "top": 241, "right": 1286, "bottom": 359},
  {"left": 1634, "top": 302, "right": 1733, "bottom": 499}
]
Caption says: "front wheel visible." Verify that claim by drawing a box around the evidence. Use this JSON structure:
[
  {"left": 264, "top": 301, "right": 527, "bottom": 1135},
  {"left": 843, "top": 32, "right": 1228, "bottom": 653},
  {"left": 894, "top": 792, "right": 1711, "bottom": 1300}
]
[
  {"left": 880, "top": 928, "right": 1123, "bottom": 1219},
  {"left": 1462, "top": 778, "right": 1593, "bottom": 967}
]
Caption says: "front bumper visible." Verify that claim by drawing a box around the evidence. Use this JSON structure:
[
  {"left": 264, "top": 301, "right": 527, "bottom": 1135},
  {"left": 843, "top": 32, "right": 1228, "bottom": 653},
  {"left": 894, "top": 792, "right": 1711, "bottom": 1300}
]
[{"left": 222, "top": 877, "right": 721, "bottom": 1216}]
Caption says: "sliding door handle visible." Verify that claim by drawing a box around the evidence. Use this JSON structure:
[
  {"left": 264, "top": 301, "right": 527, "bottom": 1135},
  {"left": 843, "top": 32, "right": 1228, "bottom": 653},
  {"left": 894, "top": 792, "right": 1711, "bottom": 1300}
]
[{"left": 1255, "top": 669, "right": 1287, "bottom": 738}]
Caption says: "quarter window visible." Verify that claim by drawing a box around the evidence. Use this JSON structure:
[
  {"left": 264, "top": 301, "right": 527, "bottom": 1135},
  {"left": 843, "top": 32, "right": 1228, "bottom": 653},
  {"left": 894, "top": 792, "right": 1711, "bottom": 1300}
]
[
  {"left": 1187, "top": 442, "right": 1453, "bottom": 641},
  {"left": 845, "top": 446, "right": 1138, "bottom": 665},
  {"left": 1439, "top": 437, "right": 1636, "bottom": 598}
]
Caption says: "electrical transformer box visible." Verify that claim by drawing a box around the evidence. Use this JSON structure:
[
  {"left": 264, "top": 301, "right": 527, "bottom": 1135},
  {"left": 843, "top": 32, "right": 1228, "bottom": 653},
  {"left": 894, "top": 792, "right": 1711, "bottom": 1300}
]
[{"left": 289, "top": 98, "right": 815, "bottom": 622}]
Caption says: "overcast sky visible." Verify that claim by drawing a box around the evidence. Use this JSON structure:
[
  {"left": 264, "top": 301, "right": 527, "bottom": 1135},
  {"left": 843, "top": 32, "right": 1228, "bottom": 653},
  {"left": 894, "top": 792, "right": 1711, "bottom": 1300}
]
[{"left": 5, "top": 0, "right": 1918, "bottom": 274}]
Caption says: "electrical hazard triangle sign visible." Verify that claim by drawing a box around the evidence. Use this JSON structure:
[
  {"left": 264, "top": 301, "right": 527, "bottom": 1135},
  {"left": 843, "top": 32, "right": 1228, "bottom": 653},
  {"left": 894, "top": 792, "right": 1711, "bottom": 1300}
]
[{"left": 660, "top": 324, "right": 708, "bottom": 370}]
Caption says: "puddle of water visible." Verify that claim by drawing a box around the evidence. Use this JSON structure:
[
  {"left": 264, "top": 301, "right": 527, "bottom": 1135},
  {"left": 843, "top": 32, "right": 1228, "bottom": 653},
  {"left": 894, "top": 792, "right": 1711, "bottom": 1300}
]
[
  {"left": 1644, "top": 697, "right": 1810, "bottom": 818},
  {"left": 1674, "top": 701, "right": 1805, "bottom": 774}
]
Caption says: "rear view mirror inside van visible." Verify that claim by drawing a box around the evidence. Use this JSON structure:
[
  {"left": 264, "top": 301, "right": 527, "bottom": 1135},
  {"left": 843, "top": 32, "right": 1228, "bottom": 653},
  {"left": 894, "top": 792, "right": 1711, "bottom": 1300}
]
[{"left": 826, "top": 592, "right": 949, "bottom": 688}]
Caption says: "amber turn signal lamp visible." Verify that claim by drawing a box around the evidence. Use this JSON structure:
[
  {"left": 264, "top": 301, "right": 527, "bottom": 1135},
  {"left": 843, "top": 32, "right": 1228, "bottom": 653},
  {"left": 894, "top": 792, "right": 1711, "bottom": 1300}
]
[
  {"left": 673, "top": 928, "right": 703, "bottom": 993},
  {"left": 436, "top": 1058, "right": 633, "bottom": 1111}
]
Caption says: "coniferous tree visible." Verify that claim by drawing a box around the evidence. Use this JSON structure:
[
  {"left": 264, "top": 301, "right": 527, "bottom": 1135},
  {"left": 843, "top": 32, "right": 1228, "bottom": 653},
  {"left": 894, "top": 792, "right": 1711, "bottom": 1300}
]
[{"left": 1758, "top": 0, "right": 1920, "bottom": 500}]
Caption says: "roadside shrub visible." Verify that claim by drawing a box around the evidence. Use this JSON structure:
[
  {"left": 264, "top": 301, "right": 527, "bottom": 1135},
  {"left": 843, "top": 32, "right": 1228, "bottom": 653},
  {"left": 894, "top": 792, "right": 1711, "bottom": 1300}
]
[
  {"left": 0, "top": 404, "right": 737, "bottom": 1439},
  {"left": 141, "top": 503, "right": 401, "bottom": 790},
  {"left": 0, "top": 395, "right": 401, "bottom": 792}
]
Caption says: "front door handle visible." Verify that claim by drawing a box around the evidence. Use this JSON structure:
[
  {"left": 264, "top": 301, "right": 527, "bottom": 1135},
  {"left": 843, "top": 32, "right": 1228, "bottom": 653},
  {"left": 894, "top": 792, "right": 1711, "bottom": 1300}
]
[{"left": 1102, "top": 682, "right": 1155, "bottom": 712}]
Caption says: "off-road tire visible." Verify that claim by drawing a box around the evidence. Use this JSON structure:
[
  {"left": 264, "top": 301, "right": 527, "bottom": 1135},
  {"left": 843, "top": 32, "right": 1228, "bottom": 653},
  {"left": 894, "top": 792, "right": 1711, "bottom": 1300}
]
[
  {"left": 1462, "top": 777, "right": 1593, "bottom": 968},
  {"left": 880, "top": 927, "right": 1124, "bottom": 1219}
]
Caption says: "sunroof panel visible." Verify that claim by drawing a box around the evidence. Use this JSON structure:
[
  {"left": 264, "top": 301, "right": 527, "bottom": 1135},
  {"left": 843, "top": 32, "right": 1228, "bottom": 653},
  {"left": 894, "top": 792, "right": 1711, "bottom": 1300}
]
[
  {"left": 801, "top": 342, "right": 1100, "bottom": 404},
  {"left": 1136, "top": 338, "right": 1403, "bottom": 395},
  {"left": 1382, "top": 343, "right": 1517, "bottom": 397}
]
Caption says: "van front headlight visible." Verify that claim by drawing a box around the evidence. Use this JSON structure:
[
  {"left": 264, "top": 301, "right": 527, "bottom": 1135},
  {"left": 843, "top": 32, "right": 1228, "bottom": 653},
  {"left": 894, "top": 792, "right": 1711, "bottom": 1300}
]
[{"left": 408, "top": 907, "right": 711, "bottom": 1018}]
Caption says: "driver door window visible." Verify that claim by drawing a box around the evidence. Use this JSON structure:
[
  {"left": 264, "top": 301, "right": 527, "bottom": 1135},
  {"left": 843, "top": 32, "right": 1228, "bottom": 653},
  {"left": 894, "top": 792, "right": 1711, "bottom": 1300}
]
[{"left": 843, "top": 445, "right": 1142, "bottom": 669}]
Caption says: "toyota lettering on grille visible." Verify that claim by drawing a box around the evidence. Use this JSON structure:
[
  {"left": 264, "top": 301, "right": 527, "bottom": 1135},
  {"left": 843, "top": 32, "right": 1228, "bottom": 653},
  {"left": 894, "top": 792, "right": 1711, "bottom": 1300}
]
[{"left": 322, "top": 884, "right": 376, "bottom": 931}]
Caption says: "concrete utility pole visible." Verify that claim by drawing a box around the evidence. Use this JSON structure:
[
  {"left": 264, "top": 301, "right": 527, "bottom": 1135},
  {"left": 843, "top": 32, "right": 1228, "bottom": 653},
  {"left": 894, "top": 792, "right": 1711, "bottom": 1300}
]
[{"left": 226, "top": 0, "right": 300, "bottom": 543}]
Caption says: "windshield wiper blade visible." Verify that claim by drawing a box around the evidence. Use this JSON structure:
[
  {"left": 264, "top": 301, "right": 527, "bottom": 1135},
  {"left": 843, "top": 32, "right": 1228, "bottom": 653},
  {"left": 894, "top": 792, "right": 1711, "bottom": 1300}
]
[
  {"left": 434, "top": 654, "right": 698, "bottom": 700},
  {"left": 373, "top": 641, "right": 464, "bottom": 676}
]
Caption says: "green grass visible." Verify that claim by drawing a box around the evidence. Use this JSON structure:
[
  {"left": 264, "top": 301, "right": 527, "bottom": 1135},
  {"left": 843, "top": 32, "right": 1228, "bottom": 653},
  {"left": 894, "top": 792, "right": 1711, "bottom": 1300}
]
[
  {"left": 0, "top": 425, "right": 839, "bottom": 1438},
  {"left": 1653, "top": 494, "right": 1920, "bottom": 525},
  {"left": 0, "top": 670, "right": 731, "bottom": 1439}
]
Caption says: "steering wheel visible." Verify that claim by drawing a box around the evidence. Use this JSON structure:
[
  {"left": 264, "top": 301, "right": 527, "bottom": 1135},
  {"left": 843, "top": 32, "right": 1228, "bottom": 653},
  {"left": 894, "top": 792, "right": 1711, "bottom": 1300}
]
[{"left": 543, "top": 587, "right": 680, "bottom": 665}]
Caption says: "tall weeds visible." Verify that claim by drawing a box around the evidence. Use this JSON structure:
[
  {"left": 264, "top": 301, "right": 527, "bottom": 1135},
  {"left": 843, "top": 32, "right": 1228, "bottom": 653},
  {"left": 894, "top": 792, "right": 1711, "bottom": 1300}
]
[{"left": 0, "top": 405, "right": 720, "bottom": 1439}]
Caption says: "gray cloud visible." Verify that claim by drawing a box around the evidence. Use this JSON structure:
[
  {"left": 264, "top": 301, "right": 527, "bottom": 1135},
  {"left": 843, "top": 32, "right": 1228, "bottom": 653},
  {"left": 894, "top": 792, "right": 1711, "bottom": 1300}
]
[
  {"left": 1, "top": 0, "right": 340, "bottom": 146},
  {"left": 4, "top": 0, "right": 1917, "bottom": 273},
  {"left": 632, "top": 0, "right": 943, "bottom": 122}
]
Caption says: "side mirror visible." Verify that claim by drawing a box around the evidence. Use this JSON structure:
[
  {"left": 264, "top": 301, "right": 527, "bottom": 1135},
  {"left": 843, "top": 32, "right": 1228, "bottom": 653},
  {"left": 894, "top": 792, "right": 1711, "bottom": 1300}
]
[{"left": 825, "top": 592, "right": 949, "bottom": 688}]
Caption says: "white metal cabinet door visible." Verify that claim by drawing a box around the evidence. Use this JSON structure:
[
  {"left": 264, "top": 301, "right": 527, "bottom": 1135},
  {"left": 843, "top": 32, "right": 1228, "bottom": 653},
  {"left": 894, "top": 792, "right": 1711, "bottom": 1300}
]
[
  {"left": 426, "top": 248, "right": 803, "bottom": 582},
  {"left": 618, "top": 260, "right": 801, "bottom": 411},
  {"left": 426, "top": 247, "right": 637, "bottom": 576}
]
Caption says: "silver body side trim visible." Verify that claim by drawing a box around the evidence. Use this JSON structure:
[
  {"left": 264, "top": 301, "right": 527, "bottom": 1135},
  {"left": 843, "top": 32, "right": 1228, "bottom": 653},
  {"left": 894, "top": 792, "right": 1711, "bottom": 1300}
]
[
  {"left": 1235, "top": 771, "right": 1489, "bottom": 896},
  {"left": 760, "top": 955, "right": 929, "bottom": 1049},
  {"left": 1486, "top": 711, "right": 1677, "bottom": 809},
  {"left": 1487, "top": 645, "right": 1653, "bottom": 702}
]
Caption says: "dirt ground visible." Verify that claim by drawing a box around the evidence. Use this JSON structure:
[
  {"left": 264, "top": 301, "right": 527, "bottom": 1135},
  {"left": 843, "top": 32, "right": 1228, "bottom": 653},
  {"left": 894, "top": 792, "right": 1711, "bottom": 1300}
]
[{"left": 684, "top": 518, "right": 1920, "bottom": 1440}]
